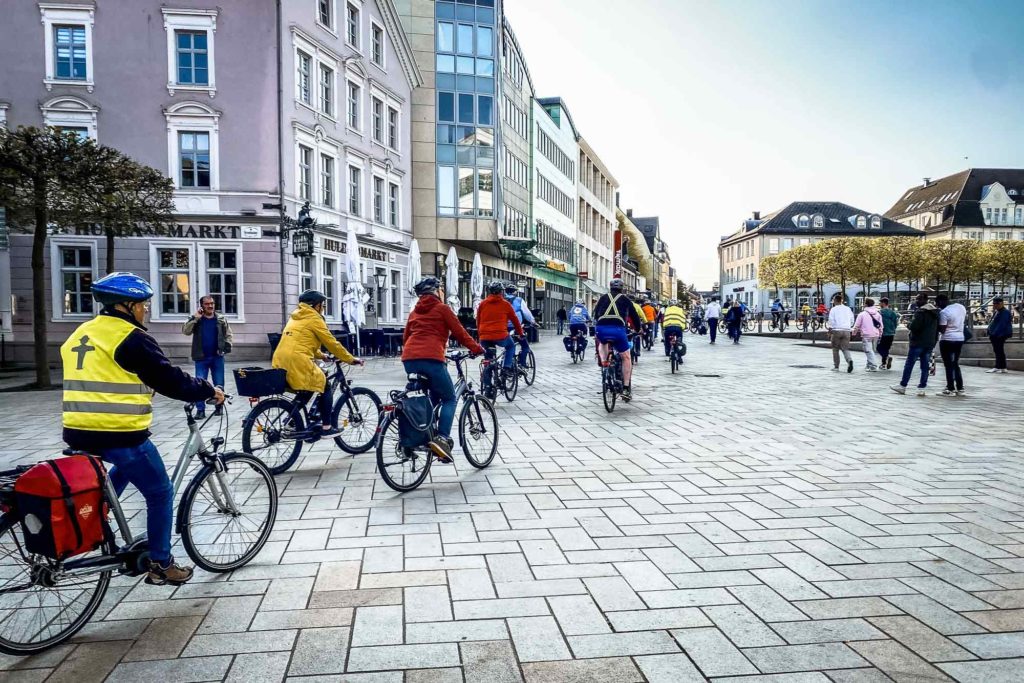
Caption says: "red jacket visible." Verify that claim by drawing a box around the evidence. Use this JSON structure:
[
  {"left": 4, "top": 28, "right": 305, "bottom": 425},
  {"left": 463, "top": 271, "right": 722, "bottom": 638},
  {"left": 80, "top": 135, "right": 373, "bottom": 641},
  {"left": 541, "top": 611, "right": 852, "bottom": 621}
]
[
  {"left": 402, "top": 294, "right": 483, "bottom": 362},
  {"left": 477, "top": 294, "right": 524, "bottom": 341}
]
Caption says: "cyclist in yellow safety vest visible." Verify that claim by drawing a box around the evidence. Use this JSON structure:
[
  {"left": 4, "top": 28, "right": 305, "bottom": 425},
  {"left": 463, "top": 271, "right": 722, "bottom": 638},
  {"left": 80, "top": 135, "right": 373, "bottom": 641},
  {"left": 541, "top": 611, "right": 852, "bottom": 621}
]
[
  {"left": 60, "top": 272, "right": 223, "bottom": 586},
  {"left": 661, "top": 300, "right": 687, "bottom": 357}
]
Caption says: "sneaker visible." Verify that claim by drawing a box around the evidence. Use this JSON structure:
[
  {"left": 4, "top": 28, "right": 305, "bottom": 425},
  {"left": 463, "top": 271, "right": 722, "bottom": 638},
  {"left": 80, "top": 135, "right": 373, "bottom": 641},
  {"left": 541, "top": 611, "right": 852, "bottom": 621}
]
[
  {"left": 195, "top": 410, "right": 206, "bottom": 420},
  {"left": 1000, "top": 369, "right": 1009, "bottom": 374},
  {"left": 866, "top": 367, "right": 878, "bottom": 372},
  {"left": 146, "top": 558, "right": 194, "bottom": 586},
  {"left": 886, "top": 357, "right": 893, "bottom": 369},
  {"left": 938, "top": 389, "right": 956, "bottom": 396},
  {"left": 847, "top": 360, "right": 854, "bottom": 374},
  {"left": 832, "top": 367, "right": 840, "bottom": 372},
  {"left": 916, "top": 388, "right": 927, "bottom": 397},
  {"left": 956, "top": 389, "right": 967, "bottom": 397},
  {"left": 986, "top": 368, "right": 1000, "bottom": 373},
  {"left": 428, "top": 436, "right": 454, "bottom": 463},
  {"left": 890, "top": 385, "right": 906, "bottom": 395},
  {"left": 213, "top": 405, "right": 223, "bottom": 416},
  {"left": 622, "top": 387, "right": 632, "bottom": 402},
  {"left": 318, "top": 425, "right": 342, "bottom": 437}
]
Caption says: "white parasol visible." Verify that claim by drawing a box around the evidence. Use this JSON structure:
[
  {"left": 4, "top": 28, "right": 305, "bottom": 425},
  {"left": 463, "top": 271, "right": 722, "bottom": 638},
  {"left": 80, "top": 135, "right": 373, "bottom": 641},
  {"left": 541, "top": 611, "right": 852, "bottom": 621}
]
[
  {"left": 407, "top": 238, "right": 421, "bottom": 314},
  {"left": 471, "top": 252, "right": 484, "bottom": 316},
  {"left": 445, "top": 245, "right": 460, "bottom": 315},
  {"left": 344, "top": 228, "right": 365, "bottom": 356}
]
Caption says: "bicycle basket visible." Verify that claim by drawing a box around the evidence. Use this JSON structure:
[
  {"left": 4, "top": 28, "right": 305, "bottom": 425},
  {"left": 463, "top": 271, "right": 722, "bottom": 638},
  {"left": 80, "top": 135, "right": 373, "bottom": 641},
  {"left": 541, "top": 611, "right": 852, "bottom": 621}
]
[
  {"left": 397, "top": 393, "right": 432, "bottom": 449},
  {"left": 233, "top": 367, "right": 288, "bottom": 397}
]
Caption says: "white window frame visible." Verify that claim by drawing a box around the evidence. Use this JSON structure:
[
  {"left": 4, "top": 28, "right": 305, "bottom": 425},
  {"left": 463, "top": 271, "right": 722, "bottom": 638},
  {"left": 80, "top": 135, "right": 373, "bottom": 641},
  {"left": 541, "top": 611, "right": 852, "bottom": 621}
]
[
  {"left": 319, "top": 254, "right": 342, "bottom": 322},
  {"left": 320, "top": 152, "right": 336, "bottom": 208},
  {"left": 49, "top": 237, "right": 98, "bottom": 322},
  {"left": 316, "top": 0, "right": 336, "bottom": 33},
  {"left": 372, "top": 174, "right": 385, "bottom": 224},
  {"left": 296, "top": 49, "right": 313, "bottom": 107},
  {"left": 40, "top": 3, "right": 95, "bottom": 93},
  {"left": 346, "top": 78, "right": 362, "bottom": 132},
  {"left": 298, "top": 143, "right": 314, "bottom": 202},
  {"left": 319, "top": 63, "right": 335, "bottom": 118},
  {"left": 370, "top": 19, "right": 386, "bottom": 70},
  {"left": 162, "top": 9, "right": 218, "bottom": 97},
  {"left": 197, "top": 242, "right": 245, "bottom": 322},
  {"left": 387, "top": 105, "right": 400, "bottom": 152},
  {"left": 164, "top": 101, "right": 221, "bottom": 191},
  {"left": 299, "top": 255, "right": 316, "bottom": 294},
  {"left": 388, "top": 180, "right": 400, "bottom": 228},
  {"left": 148, "top": 241, "right": 196, "bottom": 322},
  {"left": 371, "top": 95, "right": 384, "bottom": 144},
  {"left": 40, "top": 96, "right": 98, "bottom": 140},
  {"left": 345, "top": 0, "right": 361, "bottom": 49},
  {"left": 348, "top": 164, "right": 362, "bottom": 216}
]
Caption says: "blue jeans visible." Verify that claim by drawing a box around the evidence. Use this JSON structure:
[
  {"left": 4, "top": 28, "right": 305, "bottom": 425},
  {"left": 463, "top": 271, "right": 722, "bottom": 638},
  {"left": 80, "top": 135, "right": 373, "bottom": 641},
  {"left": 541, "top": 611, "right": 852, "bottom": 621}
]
[
  {"left": 557, "top": 320, "right": 565, "bottom": 335},
  {"left": 663, "top": 325, "right": 683, "bottom": 356},
  {"left": 900, "top": 345, "right": 932, "bottom": 389},
  {"left": 516, "top": 335, "right": 531, "bottom": 366},
  {"left": 708, "top": 318, "right": 718, "bottom": 343},
  {"left": 98, "top": 440, "right": 173, "bottom": 564},
  {"left": 403, "top": 359, "right": 457, "bottom": 438},
  {"left": 194, "top": 356, "right": 224, "bottom": 412},
  {"left": 481, "top": 337, "right": 515, "bottom": 394}
]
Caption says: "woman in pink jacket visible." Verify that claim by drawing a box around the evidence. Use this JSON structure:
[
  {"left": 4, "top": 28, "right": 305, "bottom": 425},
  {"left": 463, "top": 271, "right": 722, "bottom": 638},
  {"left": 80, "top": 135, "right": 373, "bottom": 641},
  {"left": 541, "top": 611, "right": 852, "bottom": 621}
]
[{"left": 851, "top": 298, "right": 884, "bottom": 372}]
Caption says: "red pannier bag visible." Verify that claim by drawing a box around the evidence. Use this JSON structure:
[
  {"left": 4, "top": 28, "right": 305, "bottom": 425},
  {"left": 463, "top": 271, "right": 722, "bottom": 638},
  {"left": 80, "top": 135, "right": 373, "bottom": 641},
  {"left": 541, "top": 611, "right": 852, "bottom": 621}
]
[{"left": 14, "top": 455, "right": 109, "bottom": 560}]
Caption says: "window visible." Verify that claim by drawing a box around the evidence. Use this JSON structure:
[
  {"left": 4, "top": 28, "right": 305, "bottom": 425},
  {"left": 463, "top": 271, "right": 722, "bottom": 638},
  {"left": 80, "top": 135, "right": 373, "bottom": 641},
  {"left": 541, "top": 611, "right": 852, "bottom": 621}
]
[
  {"left": 298, "top": 145, "right": 312, "bottom": 201},
  {"left": 371, "top": 23, "right": 384, "bottom": 67},
  {"left": 813, "top": 214, "right": 824, "bottom": 228},
  {"left": 537, "top": 128, "right": 575, "bottom": 180},
  {"left": 319, "top": 64, "right": 334, "bottom": 116},
  {"left": 322, "top": 258, "right": 336, "bottom": 318},
  {"left": 346, "top": 2, "right": 359, "bottom": 47},
  {"left": 300, "top": 256, "right": 314, "bottom": 293},
  {"left": 179, "top": 132, "right": 211, "bottom": 188},
  {"left": 42, "top": 96, "right": 99, "bottom": 140},
  {"left": 321, "top": 154, "right": 334, "bottom": 207},
  {"left": 438, "top": 165, "right": 456, "bottom": 215},
  {"left": 870, "top": 215, "right": 881, "bottom": 229},
  {"left": 856, "top": 215, "right": 867, "bottom": 229},
  {"left": 55, "top": 245, "right": 94, "bottom": 317},
  {"left": 387, "top": 107, "right": 398, "bottom": 149},
  {"left": 41, "top": 5, "right": 94, "bottom": 91},
  {"left": 390, "top": 271, "right": 400, "bottom": 320},
  {"left": 54, "top": 26, "right": 87, "bottom": 80},
  {"left": 175, "top": 31, "right": 208, "bottom": 85},
  {"left": 318, "top": 0, "right": 333, "bottom": 29},
  {"left": 768, "top": 238, "right": 779, "bottom": 254},
  {"left": 373, "top": 176, "right": 384, "bottom": 223},
  {"left": 347, "top": 81, "right": 360, "bottom": 128},
  {"left": 438, "top": 92, "right": 454, "bottom": 122},
  {"left": 477, "top": 26, "right": 493, "bottom": 56},
  {"left": 157, "top": 248, "right": 192, "bottom": 316},
  {"left": 537, "top": 174, "right": 573, "bottom": 220},
  {"left": 349, "top": 166, "right": 361, "bottom": 215},
  {"left": 372, "top": 97, "right": 383, "bottom": 143},
  {"left": 388, "top": 182, "right": 399, "bottom": 226},
  {"left": 797, "top": 214, "right": 810, "bottom": 228},
  {"left": 1001, "top": 208, "right": 1008, "bottom": 224},
  {"left": 162, "top": 10, "right": 217, "bottom": 95},
  {"left": 457, "top": 24, "right": 473, "bottom": 54},
  {"left": 993, "top": 230, "right": 1012, "bottom": 240},
  {"left": 1016, "top": 208, "right": 1023, "bottom": 226},
  {"left": 297, "top": 51, "right": 312, "bottom": 104},
  {"left": 204, "top": 249, "right": 238, "bottom": 315}
]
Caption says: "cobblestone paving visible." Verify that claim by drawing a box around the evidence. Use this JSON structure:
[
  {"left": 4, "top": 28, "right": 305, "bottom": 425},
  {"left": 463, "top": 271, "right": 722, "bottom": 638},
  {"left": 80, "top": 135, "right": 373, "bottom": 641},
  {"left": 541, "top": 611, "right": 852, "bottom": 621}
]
[{"left": 1, "top": 333, "right": 1023, "bottom": 681}]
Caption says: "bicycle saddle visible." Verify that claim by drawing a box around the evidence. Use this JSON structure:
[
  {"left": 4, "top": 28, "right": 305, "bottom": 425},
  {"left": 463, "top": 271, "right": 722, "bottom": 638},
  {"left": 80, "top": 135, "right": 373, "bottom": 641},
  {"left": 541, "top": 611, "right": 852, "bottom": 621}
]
[{"left": 406, "top": 373, "right": 431, "bottom": 390}]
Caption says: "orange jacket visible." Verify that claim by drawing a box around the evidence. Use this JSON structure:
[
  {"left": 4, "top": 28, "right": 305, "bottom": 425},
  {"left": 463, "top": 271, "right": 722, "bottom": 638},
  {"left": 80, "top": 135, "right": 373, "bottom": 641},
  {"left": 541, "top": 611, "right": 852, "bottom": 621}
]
[
  {"left": 476, "top": 294, "right": 524, "bottom": 341},
  {"left": 642, "top": 304, "right": 657, "bottom": 322}
]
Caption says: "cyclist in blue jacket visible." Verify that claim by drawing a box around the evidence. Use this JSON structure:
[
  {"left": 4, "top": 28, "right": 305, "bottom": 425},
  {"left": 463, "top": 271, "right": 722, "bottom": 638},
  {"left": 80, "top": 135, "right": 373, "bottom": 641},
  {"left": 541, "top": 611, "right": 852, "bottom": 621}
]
[
  {"left": 504, "top": 284, "right": 534, "bottom": 370},
  {"left": 565, "top": 299, "right": 592, "bottom": 354}
]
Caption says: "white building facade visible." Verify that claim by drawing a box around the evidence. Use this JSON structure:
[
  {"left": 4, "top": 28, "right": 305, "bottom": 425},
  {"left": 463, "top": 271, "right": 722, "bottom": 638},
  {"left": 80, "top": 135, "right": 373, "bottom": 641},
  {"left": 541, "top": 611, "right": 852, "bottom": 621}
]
[{"left": 576, "top": 136, "right": 617, "bottom": 308}]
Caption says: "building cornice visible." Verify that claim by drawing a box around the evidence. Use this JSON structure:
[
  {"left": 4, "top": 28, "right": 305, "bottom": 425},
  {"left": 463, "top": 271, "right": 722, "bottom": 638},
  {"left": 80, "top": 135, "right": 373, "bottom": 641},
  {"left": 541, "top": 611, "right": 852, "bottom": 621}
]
[{"left": 377, "top": 0, "right": 422, "bottom": 90}]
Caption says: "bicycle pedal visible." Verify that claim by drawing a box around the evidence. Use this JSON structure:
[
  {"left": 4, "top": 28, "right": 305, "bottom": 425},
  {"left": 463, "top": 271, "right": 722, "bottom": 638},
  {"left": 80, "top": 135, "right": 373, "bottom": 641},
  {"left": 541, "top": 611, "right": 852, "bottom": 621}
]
[{"left": 144, "top": 574, "right": 189, "bottom": 587}]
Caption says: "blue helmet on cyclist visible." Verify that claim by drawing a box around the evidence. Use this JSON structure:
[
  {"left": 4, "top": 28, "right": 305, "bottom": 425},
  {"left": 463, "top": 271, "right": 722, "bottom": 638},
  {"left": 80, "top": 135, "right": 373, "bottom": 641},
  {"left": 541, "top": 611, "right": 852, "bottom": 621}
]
[
  {"left": 487, "top": 280, "right": 504, "bottom": 295},
  {"left": 609, "top": 278, "right": 625, "bottom": 293},
  {"left": 91, "top": 272, "right": 154, "bottom": 306}
]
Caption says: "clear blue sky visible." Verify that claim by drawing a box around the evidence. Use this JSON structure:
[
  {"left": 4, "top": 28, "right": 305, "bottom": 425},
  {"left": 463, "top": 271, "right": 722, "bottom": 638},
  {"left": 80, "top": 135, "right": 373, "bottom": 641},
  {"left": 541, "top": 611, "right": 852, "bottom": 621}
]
[{"left": 504, "top": 0, "right": 1024, "bottom": 288}]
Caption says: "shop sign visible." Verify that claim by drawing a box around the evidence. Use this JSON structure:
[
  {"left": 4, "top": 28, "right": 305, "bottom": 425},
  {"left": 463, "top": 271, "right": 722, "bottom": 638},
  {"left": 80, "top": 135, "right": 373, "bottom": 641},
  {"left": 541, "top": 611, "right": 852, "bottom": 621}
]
[
  {"left": 545, "top": 260, "right": 566, "bottom": 272},
  {"left": 319, "top": 238, "right": 390, "bottom": 263},
  {"left": 74, "top": 224, "right": 265, "bottom": 239},
  {"left": 240, "top": 226, "right": 263, "bottom": 239},
  {"left": 613, "top": 230, "right": 622, "bottom": 277},
  {"left": 534, "top": 278, "right": 546, "bottom": 291},
  {"left": 578, "top": 270, "right": 589, "bottom": 279}
]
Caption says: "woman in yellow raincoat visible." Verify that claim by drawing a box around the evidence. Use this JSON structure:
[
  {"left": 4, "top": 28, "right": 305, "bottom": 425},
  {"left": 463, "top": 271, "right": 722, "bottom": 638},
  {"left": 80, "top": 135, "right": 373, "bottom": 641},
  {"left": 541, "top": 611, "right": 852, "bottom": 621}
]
[{"left": 272, "top": 289, "right": 362, "bottom": 436}]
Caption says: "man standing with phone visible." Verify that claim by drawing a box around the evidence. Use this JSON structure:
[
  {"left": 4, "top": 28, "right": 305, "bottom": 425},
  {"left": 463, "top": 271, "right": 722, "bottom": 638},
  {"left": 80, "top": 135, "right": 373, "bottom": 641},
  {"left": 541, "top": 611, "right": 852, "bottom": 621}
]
[{"left": 182, "top": 295, "right": 233, "bottom": 418}]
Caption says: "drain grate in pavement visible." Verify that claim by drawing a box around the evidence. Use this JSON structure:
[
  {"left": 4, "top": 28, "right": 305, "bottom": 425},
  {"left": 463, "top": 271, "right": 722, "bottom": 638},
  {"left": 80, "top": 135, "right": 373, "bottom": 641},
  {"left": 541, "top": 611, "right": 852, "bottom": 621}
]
[
  {"left": 693, "top": 374, "right": 722, "bottom": 378},
  {"left": 790, "top": 364, "right": 826, "bottom": 369}
]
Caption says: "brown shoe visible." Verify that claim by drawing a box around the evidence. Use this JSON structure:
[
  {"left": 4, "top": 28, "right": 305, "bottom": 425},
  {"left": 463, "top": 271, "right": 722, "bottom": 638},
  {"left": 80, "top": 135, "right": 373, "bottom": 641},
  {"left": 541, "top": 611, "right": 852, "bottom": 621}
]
[
  {"left": 428, "top": 436, "right": 454, "bottom": 463},
  {"left": 146, "top": 558, "right": 194, "bottom": 586}
]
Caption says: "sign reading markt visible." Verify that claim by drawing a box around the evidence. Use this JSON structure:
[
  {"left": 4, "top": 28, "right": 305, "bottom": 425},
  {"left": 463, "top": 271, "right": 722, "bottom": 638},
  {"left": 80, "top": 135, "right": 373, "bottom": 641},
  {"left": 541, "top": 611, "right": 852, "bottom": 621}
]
[{"left": 72, "top": 224, "right": 265, "bottom": 239}]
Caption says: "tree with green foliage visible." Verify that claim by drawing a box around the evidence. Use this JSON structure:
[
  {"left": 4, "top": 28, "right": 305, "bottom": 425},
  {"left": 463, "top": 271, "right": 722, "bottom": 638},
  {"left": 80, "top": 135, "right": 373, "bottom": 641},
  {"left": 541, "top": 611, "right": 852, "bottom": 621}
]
[
  {"left": 921, "top": 239, "right": 980, "bottom": 296},
  {"left": 0, "top": 126, "right": 175, "bottom": 387}
]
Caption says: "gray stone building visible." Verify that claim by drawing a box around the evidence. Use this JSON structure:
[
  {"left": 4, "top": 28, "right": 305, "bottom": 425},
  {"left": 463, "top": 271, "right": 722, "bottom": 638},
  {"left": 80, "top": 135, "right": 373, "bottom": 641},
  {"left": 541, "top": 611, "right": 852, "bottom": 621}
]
[{"left": 0, "top": 0, "right": 419, "bottom": 362}]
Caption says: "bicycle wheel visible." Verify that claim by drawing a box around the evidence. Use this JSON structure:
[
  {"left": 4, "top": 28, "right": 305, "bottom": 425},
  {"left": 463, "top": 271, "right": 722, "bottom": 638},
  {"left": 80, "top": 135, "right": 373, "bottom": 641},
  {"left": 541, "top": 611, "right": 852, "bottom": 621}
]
[
  {"left": 333, "top": 388, "right": 383, "bottom": 454},
  {"left": 501, "top": 365, "right": 518, "bottom": 402},
  {"left": 241, "top": 397, "right": 304, "bottom": 475},
  {"left": 375, "top": 414, "right": 432, "bottom": 492},
  {"left": 179, "top": 452, "right": 277, "bottom": 573},
  {"left": 459, "top": 395, "right": 498, "bottom": 468},
  {"left": 602, "top": 368, "right": 617, "bottom": 413},
  {"left": 523, "top": 351, "right": 536, "bottom": 386},
  {"left": 671, "top": 351, "right": 678, "bottom": 374},
  {"left": 0, "top": 515, "right": 111, "bottom": 655}
]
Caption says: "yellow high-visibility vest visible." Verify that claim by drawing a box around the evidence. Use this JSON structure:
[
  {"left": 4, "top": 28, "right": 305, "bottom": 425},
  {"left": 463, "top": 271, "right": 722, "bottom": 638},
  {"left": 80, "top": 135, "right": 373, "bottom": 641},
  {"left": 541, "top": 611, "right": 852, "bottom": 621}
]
[
  {"left": 61, "top": 315, "right": 153, "bottom": 433},
  {"left": 662, "top": 306, "right": 686, "bottom": 328}
]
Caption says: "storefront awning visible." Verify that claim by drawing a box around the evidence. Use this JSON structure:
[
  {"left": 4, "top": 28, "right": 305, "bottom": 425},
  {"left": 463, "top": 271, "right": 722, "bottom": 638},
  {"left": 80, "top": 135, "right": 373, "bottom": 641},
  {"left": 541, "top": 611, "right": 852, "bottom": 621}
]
[
  {"left": 582, "top": 279, "right": 607, "bottom": 295},
  {"left": 534, "top": 267, "right": 578, "bottom": 289}
]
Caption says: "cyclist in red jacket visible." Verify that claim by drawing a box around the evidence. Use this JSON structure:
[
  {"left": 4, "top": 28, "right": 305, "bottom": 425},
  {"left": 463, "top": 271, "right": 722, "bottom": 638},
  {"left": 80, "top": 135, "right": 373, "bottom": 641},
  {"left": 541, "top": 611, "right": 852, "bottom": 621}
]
[
  {"left": 402, "top": 277, "right": 484, "bottom": 461},
  {"left": 476, "top": 281, "right": 525, "bottom": 399}
]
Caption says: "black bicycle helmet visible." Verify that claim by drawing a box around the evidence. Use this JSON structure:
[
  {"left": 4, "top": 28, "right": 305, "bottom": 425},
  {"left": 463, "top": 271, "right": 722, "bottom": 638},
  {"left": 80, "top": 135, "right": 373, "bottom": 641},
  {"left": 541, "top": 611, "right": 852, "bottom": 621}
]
[
  {"left": 609, "top": 278, "right": 625, "bottom": 292},
  {"left": 414, "top": 276, "right": 441, "bottom": 296},
  {"left": 487, "top": 280, "right": 504, "bottom": 295},
  {"left": 91, "top": 272, "right": 154, "bottom": 306},
  {"left": 299, "top": 289, "right": 327, "bottom": 305}
]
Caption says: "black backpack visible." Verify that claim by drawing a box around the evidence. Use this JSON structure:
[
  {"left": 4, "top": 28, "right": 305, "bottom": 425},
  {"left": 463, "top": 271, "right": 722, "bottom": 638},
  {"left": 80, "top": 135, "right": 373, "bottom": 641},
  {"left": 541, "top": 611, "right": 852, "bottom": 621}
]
[{"left": 397, "top": 389, "right": 433, "bottom": 449}]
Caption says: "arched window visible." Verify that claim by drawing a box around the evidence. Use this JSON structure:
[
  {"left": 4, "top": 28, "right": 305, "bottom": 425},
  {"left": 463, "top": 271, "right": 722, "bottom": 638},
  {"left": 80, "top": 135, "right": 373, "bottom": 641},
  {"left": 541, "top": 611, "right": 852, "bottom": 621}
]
[
  {"left": 870, "top": 215, "right": 881, "bottom": 229},
  {"left": 856, "top": 215, "right": 867, "bottom": 229},
  {"left": 812, "top": 214, "right": 824, "bottom": 228},
  {"left": 797, "top": 214, "right": 810, "bottom": 228}
]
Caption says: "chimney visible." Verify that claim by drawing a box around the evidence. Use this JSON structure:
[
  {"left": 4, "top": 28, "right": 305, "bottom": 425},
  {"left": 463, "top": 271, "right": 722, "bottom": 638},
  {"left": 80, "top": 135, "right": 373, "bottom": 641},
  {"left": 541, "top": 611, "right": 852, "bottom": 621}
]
[
  {"left": 752, "top": 211, "right": 760, "bottom": 220},
  {"left": 626, "top": 209, "right": 633, "bottom": 218},
  {"left": 923, "top": 177, "right": 931, "bottom": 187}
]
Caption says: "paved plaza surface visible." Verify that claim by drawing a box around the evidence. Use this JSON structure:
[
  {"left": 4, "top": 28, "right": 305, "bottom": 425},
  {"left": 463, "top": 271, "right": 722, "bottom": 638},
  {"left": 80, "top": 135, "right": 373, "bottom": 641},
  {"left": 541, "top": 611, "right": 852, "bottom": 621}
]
[{"left": 1, "top": 333, "right": 1024, "bottom": 682}]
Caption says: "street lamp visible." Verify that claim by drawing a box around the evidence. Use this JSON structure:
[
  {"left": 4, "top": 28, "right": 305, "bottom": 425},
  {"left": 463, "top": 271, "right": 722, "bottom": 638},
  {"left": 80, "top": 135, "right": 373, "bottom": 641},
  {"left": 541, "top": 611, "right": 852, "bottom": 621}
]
[{"left": 374, "top": 271, "right": 388, "bottom": 290}]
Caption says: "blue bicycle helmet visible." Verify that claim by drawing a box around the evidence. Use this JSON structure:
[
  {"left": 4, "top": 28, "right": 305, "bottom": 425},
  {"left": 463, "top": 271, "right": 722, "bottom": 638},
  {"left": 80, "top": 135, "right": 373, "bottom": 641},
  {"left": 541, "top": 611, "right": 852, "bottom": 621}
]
[{"left": 91, "top": 272, "right": 154, "bottom": 306}]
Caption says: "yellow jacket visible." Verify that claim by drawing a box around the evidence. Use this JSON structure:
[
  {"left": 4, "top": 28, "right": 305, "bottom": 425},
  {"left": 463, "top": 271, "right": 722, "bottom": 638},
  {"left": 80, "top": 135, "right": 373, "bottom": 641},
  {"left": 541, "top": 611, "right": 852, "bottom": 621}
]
[
  {"left": 662, "top": 306, "right": 686, "bottom": 329},
  {"left": 272, "top": 304, "right": 355, "bottom": 392}
]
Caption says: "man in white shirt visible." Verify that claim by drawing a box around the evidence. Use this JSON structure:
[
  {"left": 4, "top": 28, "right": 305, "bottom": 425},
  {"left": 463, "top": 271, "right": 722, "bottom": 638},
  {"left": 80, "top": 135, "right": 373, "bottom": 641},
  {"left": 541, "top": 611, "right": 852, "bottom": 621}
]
[
  {"left": 936, "top": 294, "right": 967, "bottom": 396},
  {"left": 705, "top": 299, "right": 722, "bottom": 344},
  {"left": 828, "top": 293, "right": 855, "bottom": 373}
]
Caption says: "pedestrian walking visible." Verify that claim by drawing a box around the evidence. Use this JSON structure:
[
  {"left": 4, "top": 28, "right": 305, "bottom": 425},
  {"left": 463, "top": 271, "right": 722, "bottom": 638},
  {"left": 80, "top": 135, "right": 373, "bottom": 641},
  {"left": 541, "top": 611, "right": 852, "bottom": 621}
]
[
  {"left": 725, "top": 300, "right": 744, "bottom": 343},
  {"left": 181, "top": 295, "right": 233, "bottom": 418},
  {"left": 877, "top": 297, "right": 899, "bottom": 370},
  {"left": 891, "top": 293, "right": 939, "bottom": 396},
  {"left": 936, "top": 294, "right": 967, "bottom": 396},
  {"left": 556, "top": 306, "right": 567, "bottom": 335},
  {"left": 828, "top": 294, "right": 855, "bottom": 373},
  {"left": 706, "top": 299, "right": 722, "bottom": 344},
  {"left": 851, "top": 298, "right": 883, "bottom": 371},
  {"left": 987, "top": 297, "right": 1012, "bottom": 374}
]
